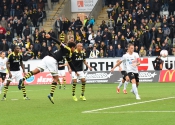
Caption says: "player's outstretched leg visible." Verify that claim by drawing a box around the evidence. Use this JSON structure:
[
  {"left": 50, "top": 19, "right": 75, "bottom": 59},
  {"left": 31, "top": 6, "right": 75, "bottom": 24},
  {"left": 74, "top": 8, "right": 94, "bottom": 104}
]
[
  {"left": 80, "top": 78, "right": 86, "bottom": 101},
  {"left": 48, "top": 81, "right": 57, "bottom": 104},
  {"left": 19, "top": 71, "right": 34, "bottom": 90}
]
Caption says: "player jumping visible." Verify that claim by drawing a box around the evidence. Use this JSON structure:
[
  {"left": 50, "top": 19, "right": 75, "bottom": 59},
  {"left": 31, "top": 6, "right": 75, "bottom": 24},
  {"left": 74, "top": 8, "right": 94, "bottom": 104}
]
[
  {"left": 2, "top": 46, "right": 30, "bottom": 101},
  {"left": 71, "top": 43, "right": 92, "bottom": 101},
  {"left": 18, "top": 34, "right": 78, "bottom": 104},
  {"left": 0, "top": 51, "right": 7, "bottom": 94},
  {"left": 116, "top": 60, "right": 130, "bottom": 94},
  {"left": 111, "top": 43, "right": 141, "bottom": 100}
]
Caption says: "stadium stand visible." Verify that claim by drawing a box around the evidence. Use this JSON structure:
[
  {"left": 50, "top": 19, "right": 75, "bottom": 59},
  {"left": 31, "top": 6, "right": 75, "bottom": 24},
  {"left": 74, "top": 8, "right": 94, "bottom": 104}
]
[{"left": 0, "top": 0, "right": 175, "bottom": 59}]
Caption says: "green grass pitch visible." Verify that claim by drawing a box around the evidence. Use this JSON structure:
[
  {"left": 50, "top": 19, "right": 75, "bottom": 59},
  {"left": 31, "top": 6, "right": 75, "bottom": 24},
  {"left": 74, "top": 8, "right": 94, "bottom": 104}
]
[{"left": 0, "top": 83, "right": 175, "bottom": 125}]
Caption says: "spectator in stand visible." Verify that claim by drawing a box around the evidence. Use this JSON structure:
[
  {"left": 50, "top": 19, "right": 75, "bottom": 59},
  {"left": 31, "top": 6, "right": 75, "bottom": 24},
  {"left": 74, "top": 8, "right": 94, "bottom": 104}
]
[
  {"left": 67, "top": 30, "right": 74, "bottom": 42},
  {"left": 0, "top": 39, "right": 9, "bottom": 53},
  {"left": 38, "top": 32, "right": 46, "bottom": 45},
  {"left": 108, "top": 16, "right": 115, "bottom": 32},
  {"left": 100, "top": 20, "right": 108, "bottom": 31},
  {"left": 89, "top": 45, "right": 99, "bottom": 58},
  {"left": 139, "top": 46, "right": 146, "bottom": 57},
  {"left": 74, "top": 17, "right": 82, "bottom": 30},
  {"left": 54, "top": 17, "right": 62, "bottom": 35},
  {"left": 170, "top": 47, "right": 175, "bottom": 55},
  {"left": 134, "top": 46, "right": 139, "bottom": 54},
  {"left": 23, "top": 25, "right": 30, "bottom": 39},
  {"left": 2, "top": 6, "right": 9, "bottom": 19},
  {"left": 15, "top": 5, "right": 23, "bottom": 19},
  {"left": 26, "top": 17, "right": 33, "bottom": 34},
  {"left": 17, "top": 38, "right": 24, "bottom": 49},
  {"left": 107, "top": 4, "right": 113, "bottom": 19},
  {"left": 88, "top": 16, "right": 95, "bottom": 29},
  {"left": 75, "top": 32, "right": 81, "bottom": 43},
  {"left": 23, "top": 48, "right": 35, "bottom": 61},
  {"left": 115, "top": 44, "right": 123, "bottom": 57},
  {"left": 153, "top": 0, "right": 161, "bottom": 17},
  {"left": 25, "top": 38, "right": 31, "bottom": 50},
  {"left": 99, "top": 49, "right": 105, "bottom": 58},
  {"left": 147, "top": 47, "right": 154, "bottom": 56},
  {"left": 32, "top": 8, "right": 38, "bottom": 27},
  {"left": 16, "top": 20, "right": 23, "bottom": 38},
  {"left": 59, "top": 30, "right": 66, "bottom": 43},
  {"left": 10, "top": 0, "right": 16, "bottom": 17},
  {"left": 162, "top": 24, "right": 170, "bottom": 39},
  {"left": 0, "top": 17, "right": 7, "bottom": 30},
  {"left": 36, "top": 51, "right": 41, "bottom": 59},
  {"left": 40, "top": 42, "right": 47, "bottom": 59},
  {"left": 102, "top": 27, "right": 111, "bottom": 46},
  {"left": 106, "top": 45, "right": 115, "bottom": 57},
  {"left": 48, "top": 29, "right": 56, "bottom": 45},
  {"left": 5, "top": 30, "right": 13, "bottom": 48},
  {"left": 95, "top": 32, "right": 102, "bottom": 45},
  {"left": 0, "top": 25, "right": 6, "bottom": 43},
  {"left": 37, "top": 0, "right": 45, "bottom": 11},
  {"left": 22, "top": 13, "right": 28, "bottom": 27},
  {"left": 88, "top": 30, "right": 96, "bottom": 45},
  {"left": 51, "top": 43, "right": 57, "bottom": 53},
  {"left": 37, "top": 8, "right": 43, "bottom": 26},
  {"left": 34, "top": 39, "right": 41, "bottom": 56},
  {"left": 154, "top": 44, "right": 161, "bottom": 56}
]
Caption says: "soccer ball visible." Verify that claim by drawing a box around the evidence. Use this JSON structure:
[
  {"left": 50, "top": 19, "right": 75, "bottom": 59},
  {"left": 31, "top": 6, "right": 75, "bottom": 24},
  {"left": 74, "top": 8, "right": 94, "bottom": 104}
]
[{"left": 160, "top": 50, "right": 168, "bottom": 58}]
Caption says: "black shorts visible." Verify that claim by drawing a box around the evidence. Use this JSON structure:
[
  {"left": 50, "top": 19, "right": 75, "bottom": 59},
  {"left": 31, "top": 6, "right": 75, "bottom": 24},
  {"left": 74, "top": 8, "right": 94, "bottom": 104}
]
[
  {"left": 0, "top": 72, "right": 6, "bottom": 80},
  {"left": 128, "top": 72, "right": 139, "bottom": 83},
  {"left": 121, "top": 71, "right": 128, "bottom": 80}
]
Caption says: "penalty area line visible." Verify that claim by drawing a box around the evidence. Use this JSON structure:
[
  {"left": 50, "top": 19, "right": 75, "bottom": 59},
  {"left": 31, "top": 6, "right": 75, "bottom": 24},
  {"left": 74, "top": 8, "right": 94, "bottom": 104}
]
[{"left": 82, "top": 97, "right": 175, "bottom": 113}]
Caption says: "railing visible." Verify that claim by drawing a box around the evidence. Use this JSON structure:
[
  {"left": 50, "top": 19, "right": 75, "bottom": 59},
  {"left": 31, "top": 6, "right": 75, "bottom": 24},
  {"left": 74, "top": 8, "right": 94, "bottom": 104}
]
[{"left": 89, "top": 0, "right": 103, "bottom": 20}]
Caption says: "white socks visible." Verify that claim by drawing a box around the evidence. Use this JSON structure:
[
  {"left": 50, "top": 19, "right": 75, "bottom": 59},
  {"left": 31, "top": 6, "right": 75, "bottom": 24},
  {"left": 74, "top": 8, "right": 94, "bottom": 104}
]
[
  {"left": 132, "top": 84, "right": 139, "bottom": 96},
  {"left": 123, "top": 81, "right": 128, "bottom": 90},
  {"left": 118, "top": 81, "right": 123, "bottom": 89}
]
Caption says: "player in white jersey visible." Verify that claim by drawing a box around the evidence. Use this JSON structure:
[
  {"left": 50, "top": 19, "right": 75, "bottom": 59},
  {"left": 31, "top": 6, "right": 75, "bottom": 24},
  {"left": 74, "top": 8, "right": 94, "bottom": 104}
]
[
  {"left": 0, "top": 52, "right": 8, "bottom": 94},
  {"left": 116, "top": 59, "right": 130, "bottom": 94},
  {"left": 111, "top": 44, "right": 141, "bottom": 100}
]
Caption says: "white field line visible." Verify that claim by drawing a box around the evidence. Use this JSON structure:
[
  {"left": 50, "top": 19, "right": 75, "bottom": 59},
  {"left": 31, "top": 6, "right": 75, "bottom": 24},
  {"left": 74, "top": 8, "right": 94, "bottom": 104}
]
[
  {"left": 82, "top": 97, "right": 175, "bottom": 113},
  {"left": 88, "top": 111, "right": 175, "bottom": 114}
]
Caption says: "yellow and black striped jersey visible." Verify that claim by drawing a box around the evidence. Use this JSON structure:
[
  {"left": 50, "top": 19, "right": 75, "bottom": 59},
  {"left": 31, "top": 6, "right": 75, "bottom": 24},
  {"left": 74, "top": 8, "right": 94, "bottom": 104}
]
[
  {"left": 8, "top": 52, "right": 22, "bottom": 71},
  {"left": 71, "top": 50, "right": 86, "bottom": 71}
]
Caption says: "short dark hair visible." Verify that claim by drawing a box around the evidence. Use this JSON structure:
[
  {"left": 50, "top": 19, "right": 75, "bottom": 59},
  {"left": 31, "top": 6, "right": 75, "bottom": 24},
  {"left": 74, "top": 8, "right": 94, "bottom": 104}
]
[{"left": 68, "top": 42, "right": 76, "bottom": 48}]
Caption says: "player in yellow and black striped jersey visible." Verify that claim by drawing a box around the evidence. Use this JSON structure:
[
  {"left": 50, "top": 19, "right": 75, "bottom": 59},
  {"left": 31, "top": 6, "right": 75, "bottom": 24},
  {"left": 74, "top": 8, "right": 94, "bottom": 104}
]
[
  {"left": 19, "top": 34, "right": 78, "bottom": 104},
  {"left": 70, "top": 43, "right": 92, "bottom": 101},
  {"left": 1, "top": 45, "right": 30, "bottom": 101}
]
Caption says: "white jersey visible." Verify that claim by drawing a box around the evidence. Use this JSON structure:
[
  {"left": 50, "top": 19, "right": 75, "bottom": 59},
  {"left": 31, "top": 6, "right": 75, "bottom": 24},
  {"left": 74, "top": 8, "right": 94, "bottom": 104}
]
[
  {"left": 121, "top": 52, "right": 139, "bottom": 73},
  {"left": 0, "top": 57, "right": 7, "bottom": 73},
  {"left": 122, "top": 61, "right": 127, "bottom": 71}
]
